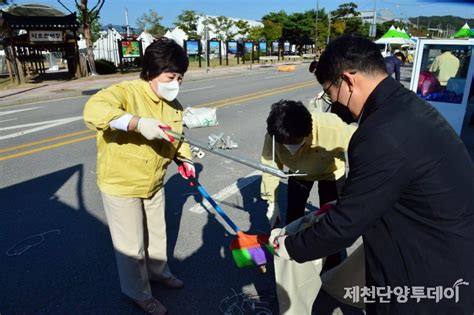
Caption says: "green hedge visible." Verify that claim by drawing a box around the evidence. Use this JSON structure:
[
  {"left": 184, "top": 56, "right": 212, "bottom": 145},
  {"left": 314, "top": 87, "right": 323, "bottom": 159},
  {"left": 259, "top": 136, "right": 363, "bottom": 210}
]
[{"left": 95, "top": 59, "right": 117, "bottom": 74}]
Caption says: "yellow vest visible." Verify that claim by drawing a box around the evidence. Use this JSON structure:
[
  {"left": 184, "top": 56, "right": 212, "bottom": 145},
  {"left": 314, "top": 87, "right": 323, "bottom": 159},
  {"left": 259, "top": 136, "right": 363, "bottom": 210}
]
[
  {"left": 83, "top": 79, "right": 192, "bottom": 198},
  {"left": 260, "top": 112, "right": 356, "bottom": 203}
]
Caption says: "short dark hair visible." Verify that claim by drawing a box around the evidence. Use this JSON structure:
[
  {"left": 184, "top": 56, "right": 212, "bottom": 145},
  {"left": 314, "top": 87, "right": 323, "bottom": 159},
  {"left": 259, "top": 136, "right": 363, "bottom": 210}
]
[
  {"left": 394, "top": 52, "right": 406, "bottom": 62},
  {"left": 140, "top": 38, "right": 189, "bottom": 81},
  {"left": 315, "top": 35, "right": 386, "bottom": 85},
  {"left": 267, "top": 100, "right": 312, "bottom": 143}
]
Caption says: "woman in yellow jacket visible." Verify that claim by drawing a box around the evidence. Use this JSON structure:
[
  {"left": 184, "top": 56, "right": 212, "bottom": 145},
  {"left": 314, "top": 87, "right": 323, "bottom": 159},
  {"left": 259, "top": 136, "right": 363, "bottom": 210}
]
[{"left": 83, "top": 39, "right": 193, "bottom": 315}]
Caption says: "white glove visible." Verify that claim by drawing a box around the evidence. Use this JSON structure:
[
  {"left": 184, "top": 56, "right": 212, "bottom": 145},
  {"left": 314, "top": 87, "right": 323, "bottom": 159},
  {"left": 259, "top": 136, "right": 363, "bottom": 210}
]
[
  {"left": 270, "top": 233, "right": 292, "bottom": 260},
  {"left": 136, "top": 118, "right": 173, "bottom": 142},
  {"left": 266, "top": 202, "right": 280, "bottom": 228}
]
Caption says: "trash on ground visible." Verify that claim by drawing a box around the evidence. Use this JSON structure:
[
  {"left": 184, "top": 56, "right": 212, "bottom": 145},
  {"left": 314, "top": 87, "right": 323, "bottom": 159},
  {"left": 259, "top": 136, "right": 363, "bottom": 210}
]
[
  {"left": 208, "top": 133, "right": 238, "bottom": 150},
  {"left": 183, "top": 107, "right": 218, "bottom": 129},
  {"left": 191, "top": 145, "right": 206, "bottom": 158}
]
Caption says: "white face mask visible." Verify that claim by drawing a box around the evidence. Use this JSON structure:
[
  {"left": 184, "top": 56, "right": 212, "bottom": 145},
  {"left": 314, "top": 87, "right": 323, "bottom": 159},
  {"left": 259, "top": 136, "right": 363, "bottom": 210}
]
[
  {"left": 283, "top": 141, "right": 304, "bottom": 155},
  {"left": 157, "top": 80, "right": 180, "bottom": 101}
]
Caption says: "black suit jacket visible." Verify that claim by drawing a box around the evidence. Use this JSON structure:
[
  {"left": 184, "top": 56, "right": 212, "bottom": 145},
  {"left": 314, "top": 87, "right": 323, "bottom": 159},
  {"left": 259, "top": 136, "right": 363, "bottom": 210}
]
[{"left": 285, "top": 77, "right": 474, "bottom": 314}]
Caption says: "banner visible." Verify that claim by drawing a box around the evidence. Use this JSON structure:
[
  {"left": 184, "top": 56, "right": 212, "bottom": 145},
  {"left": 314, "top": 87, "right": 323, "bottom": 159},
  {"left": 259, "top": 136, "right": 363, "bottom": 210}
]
[
  {"left": 121, "top": 40, "right": 141, "bottom": 58},
  {"left": 186, "top": 40, "right": 199, "bottom": 55},
  {"left": 29, "top": 31, "right": 63, "bottom": 43},
  {"left": 228, "top": 41, "right": 238, "bottom": 54}
]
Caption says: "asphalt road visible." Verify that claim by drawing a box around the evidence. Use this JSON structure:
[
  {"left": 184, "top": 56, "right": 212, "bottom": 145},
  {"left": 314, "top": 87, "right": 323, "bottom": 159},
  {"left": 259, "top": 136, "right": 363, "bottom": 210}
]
[{"left": 0, "top": 65, "right": 331, "bottom": 315}]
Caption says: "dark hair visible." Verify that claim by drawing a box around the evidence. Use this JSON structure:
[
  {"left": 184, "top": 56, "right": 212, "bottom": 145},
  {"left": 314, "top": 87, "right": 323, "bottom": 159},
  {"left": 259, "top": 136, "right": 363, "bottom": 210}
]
[
  {"left": 267, "top": 100, "right": 312, "bottom": 143},
  {"left": 315, "top": 35, "right": 386, "bottom": 85},
  {"left": 394, "top": 52, "right": 406, "bottom": 62},
  {"left": 140, "top": 38, "right": 189, "bottom": 81}
]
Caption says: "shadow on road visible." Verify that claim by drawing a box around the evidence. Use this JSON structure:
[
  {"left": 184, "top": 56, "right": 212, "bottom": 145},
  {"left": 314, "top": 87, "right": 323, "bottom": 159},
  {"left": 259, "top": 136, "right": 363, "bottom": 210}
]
[{"left": 1, "top": 164, "right": 285, "bottom": 314}]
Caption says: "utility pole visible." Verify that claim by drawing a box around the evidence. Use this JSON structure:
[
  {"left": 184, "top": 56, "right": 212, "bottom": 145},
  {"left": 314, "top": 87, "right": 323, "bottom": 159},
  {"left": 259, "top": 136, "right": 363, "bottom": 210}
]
[
  {"left": 369, "top": 0, "right": 377, "bottom": 38},
  {"left": 125, "top": 8, "right": 130, "bottom": 37},
  {"left": 314, "top": 0, "right": 319, "bottom": 60},
  {"left": 204, "top": 16, "right": 209, "bottom": 73},
  {"left": 327, "top": 11, "right": 331, "bottom": 44}
]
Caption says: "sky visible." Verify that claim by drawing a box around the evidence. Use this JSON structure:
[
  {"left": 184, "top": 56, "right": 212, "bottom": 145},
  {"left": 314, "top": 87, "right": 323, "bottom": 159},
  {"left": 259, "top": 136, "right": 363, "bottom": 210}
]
[{"left": 9, "top": 0, "right": 474, "bottom": 28}]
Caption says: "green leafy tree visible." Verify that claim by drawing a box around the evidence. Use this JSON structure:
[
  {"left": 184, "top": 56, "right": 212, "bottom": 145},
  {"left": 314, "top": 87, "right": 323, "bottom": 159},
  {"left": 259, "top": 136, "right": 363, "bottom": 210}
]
[
  {"left": 206, "top": 15, "right": 234, "bottom": 41},
  {"left": 75, "top": 1, "right": 101, "bottom": 42},
  {"left": 136, "top": 9, "right": 165, "bottom": 37},
  {"left": 247, "top": 26, "right": 264, "bottom": 42},
  {"left": 262, "top": 10, "right": 289, "bottom": 26},
  {"left": 174, "top": 10, "right": 200, "bottom": 39},
  {"left": 262, "top": 20, "right": 282, "bottom": 42},
  {"left": 344, "top": 17, "right": 363, "bottom": 35},
  {"left": 234, "top": 19, "right": 250, "bottom": 38},
  {"left": 331, "top": 2, "right": 359, "bottom": 20}
]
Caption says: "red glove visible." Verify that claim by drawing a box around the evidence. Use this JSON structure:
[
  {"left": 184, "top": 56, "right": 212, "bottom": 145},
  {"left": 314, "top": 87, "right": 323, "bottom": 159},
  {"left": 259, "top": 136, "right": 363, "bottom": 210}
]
[
  {"left": 177, "top": 161, "right": 195, "bottom": 180},
  {"left": 315, "top": 201, "right": 336, "bottom": 215},
  {"left": 159, "top": 125, "right": 175, "bottom": 143}
]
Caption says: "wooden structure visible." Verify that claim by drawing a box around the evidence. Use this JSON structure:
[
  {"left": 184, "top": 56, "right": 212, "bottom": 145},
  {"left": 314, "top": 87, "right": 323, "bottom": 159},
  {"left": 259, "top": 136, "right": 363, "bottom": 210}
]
[{"left": 0, "top": 4, "right": 85, "bottom": 84}]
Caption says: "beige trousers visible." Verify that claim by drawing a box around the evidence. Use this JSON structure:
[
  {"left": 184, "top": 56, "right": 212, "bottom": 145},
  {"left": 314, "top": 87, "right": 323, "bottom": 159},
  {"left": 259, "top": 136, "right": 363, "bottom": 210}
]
[{"left": 101, "top": 188, "right": 172, "bottom": 301}]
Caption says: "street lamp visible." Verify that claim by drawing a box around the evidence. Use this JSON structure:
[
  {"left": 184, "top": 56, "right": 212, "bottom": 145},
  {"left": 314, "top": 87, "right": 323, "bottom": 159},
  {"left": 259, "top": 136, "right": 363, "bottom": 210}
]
[
  {"left": 370, "top": 0, "right": 377, "bottom": 38},
  {"left": 315, "top": 0, "right": 319, "bottom": 60}
]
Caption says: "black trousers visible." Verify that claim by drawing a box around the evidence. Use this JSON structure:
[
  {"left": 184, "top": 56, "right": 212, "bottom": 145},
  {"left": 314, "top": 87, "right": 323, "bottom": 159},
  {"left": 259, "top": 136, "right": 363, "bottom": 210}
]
[
  {"left": 286, "top": 177, "right": 344, "bottom": 224},
  {"left": 286, "top": 176, "right": 347, "bottom": 270}
]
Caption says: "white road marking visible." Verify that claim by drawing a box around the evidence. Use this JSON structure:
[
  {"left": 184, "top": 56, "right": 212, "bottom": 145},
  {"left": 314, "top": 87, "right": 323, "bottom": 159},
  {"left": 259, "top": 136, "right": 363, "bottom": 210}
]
[
  {"left": 187, "top": 170, "right": 260, "bottom": 215},
  {"left": 0, "top": 118, "right": 18, "bottom": 124},
  {"left": 180, "top": 86, "right": 215, "bottom": 93},
  {"left": 264, "top": 73, "right": 295, "bottom": 79},
  {"left": 0, "top": 116, "right": 83, "bottom": 140},
  {"left": 0, "top": 106, "right": 42, "bottom": 116}
]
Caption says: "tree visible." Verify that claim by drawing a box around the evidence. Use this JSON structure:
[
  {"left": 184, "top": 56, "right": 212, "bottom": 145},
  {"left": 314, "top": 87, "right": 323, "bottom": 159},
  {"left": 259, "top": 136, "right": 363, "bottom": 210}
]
[
  {"left": 331, "top": 2, "right": 359, "bottom": 21},
  {"left": 262, "top": 20, "right": 282, "bottom": 42},
  {"left": 234, "top": 19, "right": 250, "bottom": 38},
  {"left": 136, "top": 9, "right": 165, "bottom": 37},
  {"left": 75, "top": 1, "right": 101, "bottom": 42},
  {"left": 344, "top": 17, "right": 364, "bottom": 35},
  {"left": 206, "top": 15, "right": 234, "bottom": 41},
  {"left": 174, "top": 10, "right": 200, "bottom": 39},
  {"left": 0, "top": 0, "right": 9, "bottom": 5},
  {"left": 74, "top": 0, "right": 105, "bottom": 75},
  {"left": 247, "top": 26, "right": 264, "bottom": 42}
]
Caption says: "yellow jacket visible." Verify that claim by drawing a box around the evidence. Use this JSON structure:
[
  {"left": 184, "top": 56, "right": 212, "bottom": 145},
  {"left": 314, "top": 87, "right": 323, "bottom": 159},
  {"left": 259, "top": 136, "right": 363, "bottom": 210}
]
[
  {"left": 429, "top": 51, "right": 460, "bottom": 86},
  {"left": 83, "top": 79, "right": 192, "bottom": 198},
  {"left": 261, "top": 112, "right": 356, "bottom": 203}
]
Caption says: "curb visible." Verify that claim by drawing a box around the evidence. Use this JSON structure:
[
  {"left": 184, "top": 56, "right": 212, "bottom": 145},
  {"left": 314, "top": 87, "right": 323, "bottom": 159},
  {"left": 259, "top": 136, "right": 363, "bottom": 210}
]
[{"left": 0, "top": 61, "right": 307, "bottom": 107}]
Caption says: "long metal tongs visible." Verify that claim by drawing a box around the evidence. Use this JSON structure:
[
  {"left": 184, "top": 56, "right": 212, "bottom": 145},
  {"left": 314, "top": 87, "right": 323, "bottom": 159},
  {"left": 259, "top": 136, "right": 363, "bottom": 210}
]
[{"left": 166, "top": 129, "right": 306, "bottom": 178}]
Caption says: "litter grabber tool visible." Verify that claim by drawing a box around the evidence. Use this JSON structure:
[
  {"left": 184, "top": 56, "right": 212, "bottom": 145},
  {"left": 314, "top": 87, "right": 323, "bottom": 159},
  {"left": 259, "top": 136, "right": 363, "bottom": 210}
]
[
  {"left": 165, "top": 129, "right": 307, "bottom": 179},
  {"left": 188, "top": 176, "right": 274, "bottom": 273}
]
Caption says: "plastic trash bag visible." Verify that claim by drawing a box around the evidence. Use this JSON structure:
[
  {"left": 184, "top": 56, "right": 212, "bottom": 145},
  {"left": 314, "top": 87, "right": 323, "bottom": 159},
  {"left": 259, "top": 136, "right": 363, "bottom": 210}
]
[{"left": 183, "top": 107, "right": 219, "bottom": 129}]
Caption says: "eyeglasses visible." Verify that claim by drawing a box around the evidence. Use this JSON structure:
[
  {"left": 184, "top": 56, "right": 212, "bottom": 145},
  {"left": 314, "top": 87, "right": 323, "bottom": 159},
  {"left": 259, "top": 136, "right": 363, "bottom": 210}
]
[{"left": 320, "top": 80, "right": 337, "bottom": 107}]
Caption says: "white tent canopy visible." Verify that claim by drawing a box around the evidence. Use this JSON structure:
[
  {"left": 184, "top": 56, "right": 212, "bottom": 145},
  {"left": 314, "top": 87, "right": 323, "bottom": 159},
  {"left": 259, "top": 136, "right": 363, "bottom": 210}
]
[
  {"left": 93, "top": 28, "right": 123, "bottom": 66},
  {"left": 375, "top": 37, "right": 414, "bottom": 45},
  {"left": 164, "top": 28, "right": 187, "bottom": 46},
  {"left": 137, "top": 31, "right": 156, "bottom": 52}
]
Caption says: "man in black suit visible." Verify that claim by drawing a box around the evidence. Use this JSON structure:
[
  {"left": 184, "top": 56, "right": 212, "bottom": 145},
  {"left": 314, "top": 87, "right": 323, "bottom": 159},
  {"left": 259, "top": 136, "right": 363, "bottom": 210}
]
[{"left": 273, "top": 35, "right": 474, "bottom": 314}]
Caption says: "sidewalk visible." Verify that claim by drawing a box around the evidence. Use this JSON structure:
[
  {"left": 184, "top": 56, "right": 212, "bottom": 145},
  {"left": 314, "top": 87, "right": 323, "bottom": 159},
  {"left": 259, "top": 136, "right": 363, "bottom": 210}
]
[{"left": 0, "top": 61, "right": 304, "bottom": 107}]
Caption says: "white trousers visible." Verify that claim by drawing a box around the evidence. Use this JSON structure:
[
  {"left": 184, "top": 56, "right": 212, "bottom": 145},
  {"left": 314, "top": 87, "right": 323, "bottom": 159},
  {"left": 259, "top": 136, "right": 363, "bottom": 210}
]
[{"left": 101, "top": 189, "right": 173, "bottom": 301}]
